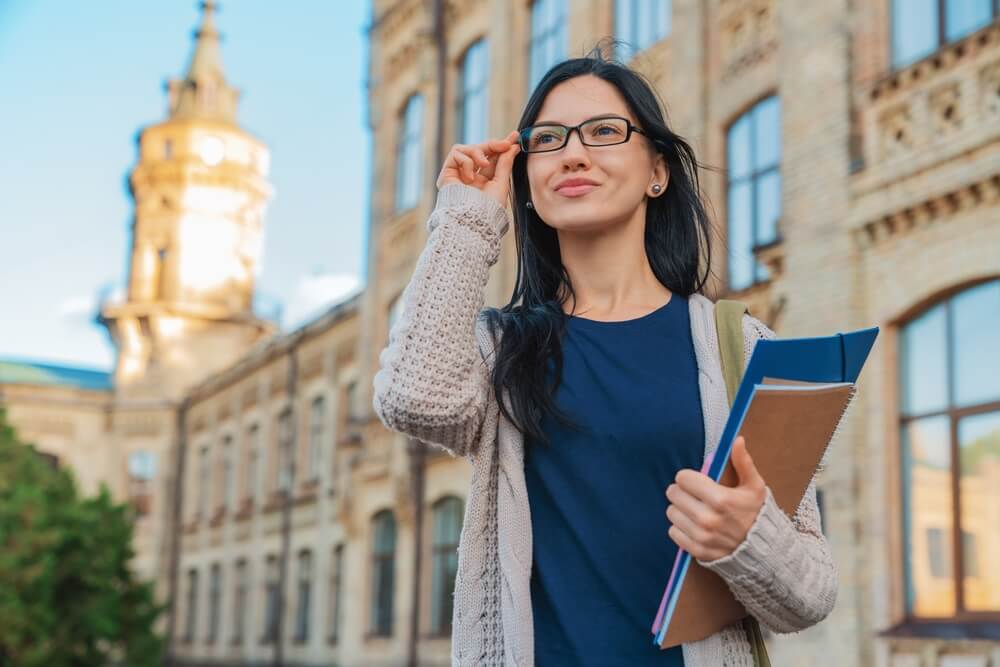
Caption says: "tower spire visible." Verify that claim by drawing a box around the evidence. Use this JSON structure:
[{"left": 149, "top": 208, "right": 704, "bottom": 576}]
[{"left": 166, "top": 1, "right": 240, "bottom": 123}]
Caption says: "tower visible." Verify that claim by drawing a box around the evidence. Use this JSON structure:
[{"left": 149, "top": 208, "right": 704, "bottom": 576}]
[{"left": 100, "top": 1, "right": 275, "bottom": 400}]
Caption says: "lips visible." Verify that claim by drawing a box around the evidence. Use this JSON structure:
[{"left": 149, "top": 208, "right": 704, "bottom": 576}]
[
  {"left": 556, "top": 183, "right": 599, "bottom": 197},
  {"left": 555, "top": 178, "right": 600, "bottom": 192}
]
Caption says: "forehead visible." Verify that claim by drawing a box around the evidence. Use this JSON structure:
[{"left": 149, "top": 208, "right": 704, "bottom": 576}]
[{"left": 534, "top": 75, "right": 635, "bottom": 126}]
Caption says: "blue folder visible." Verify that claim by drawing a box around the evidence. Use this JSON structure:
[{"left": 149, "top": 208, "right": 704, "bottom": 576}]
[{"left": 652, "top": 325, "right": 879, "bottom": 646}]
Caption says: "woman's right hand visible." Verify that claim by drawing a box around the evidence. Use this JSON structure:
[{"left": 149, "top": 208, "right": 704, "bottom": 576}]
[{"left": 435, "top": 130, "right": 521, "bottom": 208}]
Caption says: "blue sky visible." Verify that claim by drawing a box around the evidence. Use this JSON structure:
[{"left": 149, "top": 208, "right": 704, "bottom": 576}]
[{"left": 0, "top": 1, "right": 371, "bottom": 369}]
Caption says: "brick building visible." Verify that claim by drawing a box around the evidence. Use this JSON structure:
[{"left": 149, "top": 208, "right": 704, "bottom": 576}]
[{"left": 2, "top": 1, "right": 997, "bottom": 666}]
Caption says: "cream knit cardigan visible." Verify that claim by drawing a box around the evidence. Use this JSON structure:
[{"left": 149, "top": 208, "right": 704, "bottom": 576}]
[{"left": 372, "top": 183, "right": 837, "bottom": 666}]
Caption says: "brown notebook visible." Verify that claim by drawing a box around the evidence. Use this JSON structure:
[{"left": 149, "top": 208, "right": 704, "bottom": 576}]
[{"left": 658, "top": 381, "right": 856, "bottom": 648}]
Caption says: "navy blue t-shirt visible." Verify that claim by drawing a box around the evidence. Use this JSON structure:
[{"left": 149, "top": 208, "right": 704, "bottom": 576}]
[{"left": 524, "top": 293, "right": 704, "bottom": 666}]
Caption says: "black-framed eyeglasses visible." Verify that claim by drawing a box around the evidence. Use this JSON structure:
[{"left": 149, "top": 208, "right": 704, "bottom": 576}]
[{"left": 518, "top": 115, "right": 648, "bottom": 154}]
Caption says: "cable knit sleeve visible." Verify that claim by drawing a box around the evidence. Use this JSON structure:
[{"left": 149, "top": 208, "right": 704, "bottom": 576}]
[
  {"left": 696, "top": 314, "right": 838, "bottom": 634},
  {"left": 371, "top": 183, "right": 508, "bottom": 458}
]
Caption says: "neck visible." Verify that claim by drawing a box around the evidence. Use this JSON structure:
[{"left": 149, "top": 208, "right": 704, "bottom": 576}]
[{"left": 556, "top": 206, "right": 671, "bottom": 320}]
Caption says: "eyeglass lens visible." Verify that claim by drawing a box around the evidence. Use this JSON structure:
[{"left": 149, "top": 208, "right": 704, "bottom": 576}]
[{"left": 521, "top": 117, "right": 630, "bottom": 153}]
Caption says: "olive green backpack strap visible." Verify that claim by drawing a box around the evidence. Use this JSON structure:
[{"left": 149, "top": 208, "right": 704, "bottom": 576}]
[{"left": 714, "top": 299, "right": 773, "bottom": 667}]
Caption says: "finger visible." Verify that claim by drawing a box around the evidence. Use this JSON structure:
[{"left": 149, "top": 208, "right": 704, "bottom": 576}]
[
  {"left": 675, "top": 468, "right": 727, "bottom": 511},
  {"left": 732, "top": 436, "right": 764, "bottom": 490},
  {"left": 493, "top": 143, "right": 520, "bottom": 182},
  {"left": 668, "top": 525, "right": 704, "bottom": 560},
  {"left": 666, "top": 504, "right": 709, "bottom": 546},
  {"left": 478, "top": 148, "right": 499, "bottom": 180},
  {"left": 452, "top": 152, "right": 476, "bottom": 183},
  {"left": 666, "top": 483, "right": 717, "bottom": 531}
]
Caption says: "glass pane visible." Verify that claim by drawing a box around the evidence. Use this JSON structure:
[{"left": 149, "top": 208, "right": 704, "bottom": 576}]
[
  {"left": 958, "top": 411, "right": 1000, "bottom": 611},
  {"left": 661, "top": 0, "right": 672, "bottom": 37},
  {"left": 727, "top": 114, "right": 751, "bottom": 180},
  {"left": 901, "top": 416, "right": 956, "bottom": 617},
  {"left": 616, "top": 0, "right": 634, "bottom": 52},
  {"left": 892, "top": 0, "right": 938, "bottom": 68},
  {"left": 952, "top": 280, "right": 1000, "bottom": 408},
  {"left": 755, "top": 169, "right": 781, "bottom": 246},
  {"left": 753, "top": 97, "right": 781, "bottom": 171},
  {"left": 900, "top": 304, "right": 949, "bottom": 415},
  {"left": 727, "top": 180, "right": 753, "bottom": 290},
  {"left": 638, "top": 0, "right": 655, "bottom": 49},
  {"left": 374, "top": 512, "right": 395, "bottom": 553},
  {"left": 433, "top": 497, "right": 463, "bottom": 545},
  {"left": 945, "top": 0, "right": 993, "bottom": 42}
]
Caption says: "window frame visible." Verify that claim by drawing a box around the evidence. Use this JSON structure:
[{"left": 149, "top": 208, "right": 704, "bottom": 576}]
[
  {"left": 896, "top": 279, "right": 1000, "bottom": 625},
  {"left": 429, "top": 496, "right": 463, "bottom": 637},
  {"left": 614, "top": 0, "right": 672, "bottom": 61},
  {"left": 207, "top": 562, "right": 222, "bottom": 644},
  {"left": 369, "top": 509, "right": 396, "bottom": 637},
  {"left": 329, "top": 543, "right": 345, "bottom": 644},
  {"left": 724, "top": 94, "right": 782, "bottom": 292},
  {"left": 294, "top": 549, "right": 313, "bottom": 643},
  {"left": 455, "top": 38, "right": 490, "bottom": 146},
  {"left": 307, "top": 395, "right": 326, "bottom": 482},
  {"left": 262, "top": 555, "right": 280, "bottom": 644},
  {"left": 889, "top": 0, "right": 1000, "bottom": 70},
  {"left": 528, "top": 0, "right": 568, "bottom": 92},
  {"left": 394, "top": 93, "right": 424, "bottom": 214},
  {"left": 231, "top": 558, "right": 248, "bottom": 645},
  {"left": 183, "top": 568, "right": 199, "bottom": 643}
]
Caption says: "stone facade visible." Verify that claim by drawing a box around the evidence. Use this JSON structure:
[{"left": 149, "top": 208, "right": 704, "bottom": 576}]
[{"left": 1, "top": 1, "right": 997, "bottom": 666}]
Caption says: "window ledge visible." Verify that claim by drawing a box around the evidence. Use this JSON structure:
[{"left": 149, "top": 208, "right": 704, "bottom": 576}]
[{"left": 879, "top": 620, "right": 1000, "bottom": 641}]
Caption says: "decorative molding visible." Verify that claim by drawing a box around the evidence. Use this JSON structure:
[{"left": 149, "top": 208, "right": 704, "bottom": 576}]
[
  {"left": 718, "top": 0, "right": 778, "bottom": 80},
  {"left": 869, "top": 24, "right": 1000, "bottom": 102},
  {"left": 854, "top": 174, "right": 1000, "bottom": 249}
]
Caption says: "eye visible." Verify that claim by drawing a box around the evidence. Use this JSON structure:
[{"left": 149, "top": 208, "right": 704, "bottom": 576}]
[{"left": 592, "top": 123, "right": 624, "bottom": 136}]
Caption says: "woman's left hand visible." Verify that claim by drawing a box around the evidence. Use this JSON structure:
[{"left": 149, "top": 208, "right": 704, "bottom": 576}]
[{"left": 665, "top": 435, "right": 768, "bottom": 562}]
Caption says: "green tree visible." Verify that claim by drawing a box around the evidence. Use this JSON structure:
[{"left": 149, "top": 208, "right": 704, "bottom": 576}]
[{"left": 0, "top": 408, "right": 164, "bottom": 667}]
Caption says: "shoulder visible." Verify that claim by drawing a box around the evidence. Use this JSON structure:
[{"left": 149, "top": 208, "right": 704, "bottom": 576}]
[
  {"left": 687, "top": 293, "right": 775, "bottom": 342},
  {"left": 742, "top": 312, "right": 777, "bottom": 343}
]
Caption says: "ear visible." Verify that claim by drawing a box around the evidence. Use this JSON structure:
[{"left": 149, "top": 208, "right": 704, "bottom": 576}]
[{"left": 651, "top": 153, "right": 669, "bottom": 194}]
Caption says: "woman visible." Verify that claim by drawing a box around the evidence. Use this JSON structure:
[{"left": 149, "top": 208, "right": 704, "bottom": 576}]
[{"left": 373, "top": 49, "right": 836, "bottom": 667}]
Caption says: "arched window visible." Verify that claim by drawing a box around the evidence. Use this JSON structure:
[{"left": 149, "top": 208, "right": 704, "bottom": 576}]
[
  {"left": 891, "top": 0, "right": 997, "bottom": 69},
  {"left": 899, "top": 279, "right": 1000, "bottom": 618},
  {"left": 308, "top": 396, "right": 326, "bottom": 481},
  {"left": 395, "top": 94, "right": 424, "bottom": 213},
  {"left": 370, "top": 509, "right": 396, "bottom": 636},
  {"left": 456, "top": 39, "right": 490, "bottom": 145},
  {"left": 294, "top": 550, "right": 313, "bottom": 642},
  {"left": 529, "top": 0, "right": 567, "bottom": 91},
  {"left": 263, "top": 555, "right": 280, "bottom": 643},
  {"left": 220, "top": 435, "right": 234, "bottom": 511},
  {"left": 184, "top": 568, "right": 199, "bottom": 643},
  {"left": 725, "top": 95, "right": 781, "bottom": 291},
  {"left": 231, "top": 558, "right": 248, "bottom": 643},
  {"left": 430, "top": 496, "right": 464, "bottom": 636},
  {"left": 329, "top": 543, "right": 345, "bottom": 642},
  {"left": 243, "top": 423, "right": 260, "bottom": 503},
  {"left": 614, "top": 0, "right": 671, "bottom": 61},
  {"left": 127, "top": 450, "right": 156, "bottom": 517},
  {"left": 207, "top": 563, "right": 222, "bottom": 643}
]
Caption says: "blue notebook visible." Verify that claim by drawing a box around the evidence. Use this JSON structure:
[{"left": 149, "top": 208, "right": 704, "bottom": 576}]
[{"left": 651, "top": 326, "right": 879, "bottom": 647}]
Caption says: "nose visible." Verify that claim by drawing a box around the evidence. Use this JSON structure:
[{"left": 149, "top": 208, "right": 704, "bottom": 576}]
[{"left": 559, "top": 127, "right": 591, "bottom": 169}]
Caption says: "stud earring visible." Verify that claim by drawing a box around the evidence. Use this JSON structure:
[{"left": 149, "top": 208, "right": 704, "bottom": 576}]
[
  {"left": 526, "top": 201, "right": 534, "bottom": 209},
  {"left": 651, "top": 184, "right": 662, "bottom": 194}
]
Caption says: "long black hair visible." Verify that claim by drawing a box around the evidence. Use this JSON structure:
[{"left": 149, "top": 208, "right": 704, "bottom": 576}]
[{"left": 480, "top": 43, "right": 715, "bottom": 447}]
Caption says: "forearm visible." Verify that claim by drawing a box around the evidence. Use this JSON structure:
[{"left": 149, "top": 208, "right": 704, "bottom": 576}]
[{"left": 372, "top": 183, "right": 508, "bottom": 456}]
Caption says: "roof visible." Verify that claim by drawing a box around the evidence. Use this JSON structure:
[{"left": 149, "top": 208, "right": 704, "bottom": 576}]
[{"left": 0, "top": 358, "right": 112, "bottom": 392}]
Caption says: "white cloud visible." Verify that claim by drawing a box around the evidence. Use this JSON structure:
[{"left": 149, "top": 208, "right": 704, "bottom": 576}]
[
  {"left": 281, "top": 272, "right": 362, "bottom": 330},
  {"left": 57, "top": 295, "right": 96, "bottom": 320}
]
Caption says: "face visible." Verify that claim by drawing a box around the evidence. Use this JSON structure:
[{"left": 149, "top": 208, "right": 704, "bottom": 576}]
[{"left": 523, "top": 75, "right": 668, "bottom": 234}]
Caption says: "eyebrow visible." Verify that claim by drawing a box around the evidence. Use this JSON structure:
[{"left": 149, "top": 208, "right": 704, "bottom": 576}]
[{"left": 531, "top": 113, "right": 630, "bottom": 126}]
